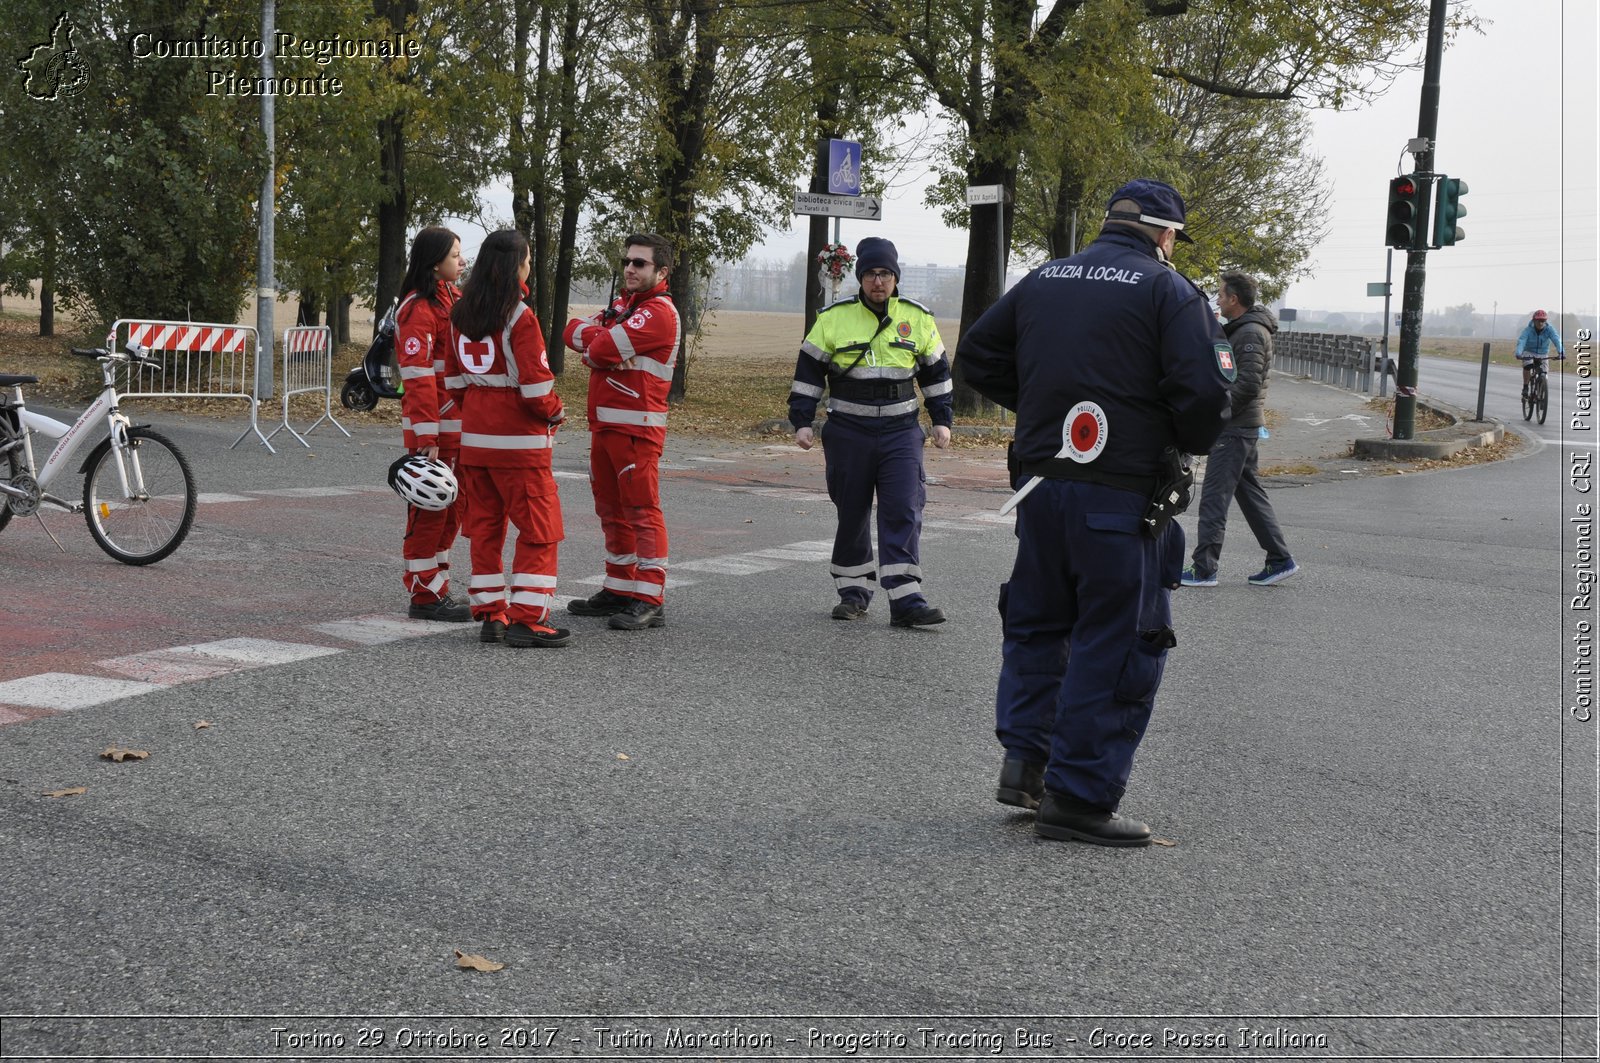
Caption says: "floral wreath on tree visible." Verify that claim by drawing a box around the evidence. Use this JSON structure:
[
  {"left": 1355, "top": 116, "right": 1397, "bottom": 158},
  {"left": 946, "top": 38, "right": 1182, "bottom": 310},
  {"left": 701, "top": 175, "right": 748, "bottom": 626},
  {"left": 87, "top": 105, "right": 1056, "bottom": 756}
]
[{"left": 816, "top": 242, "right": 855, "bottom": 281}]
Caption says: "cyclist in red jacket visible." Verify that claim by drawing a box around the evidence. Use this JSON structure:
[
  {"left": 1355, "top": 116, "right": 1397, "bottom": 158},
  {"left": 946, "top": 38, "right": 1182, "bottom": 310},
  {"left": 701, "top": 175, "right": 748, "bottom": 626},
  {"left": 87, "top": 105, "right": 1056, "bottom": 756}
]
[{"left": 395, "top": 226, "right": 467, "bottom": 621}]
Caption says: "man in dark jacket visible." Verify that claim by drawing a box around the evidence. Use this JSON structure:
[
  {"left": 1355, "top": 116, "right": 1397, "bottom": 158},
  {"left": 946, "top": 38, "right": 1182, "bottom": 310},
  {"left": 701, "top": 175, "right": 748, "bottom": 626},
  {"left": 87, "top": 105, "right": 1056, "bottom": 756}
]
[
  {"left": 1181, "top": 270, "right": 1298, "bottom": 588},
  {"left": 958, "top": 178, "right": 1232, "bottom": 847}
]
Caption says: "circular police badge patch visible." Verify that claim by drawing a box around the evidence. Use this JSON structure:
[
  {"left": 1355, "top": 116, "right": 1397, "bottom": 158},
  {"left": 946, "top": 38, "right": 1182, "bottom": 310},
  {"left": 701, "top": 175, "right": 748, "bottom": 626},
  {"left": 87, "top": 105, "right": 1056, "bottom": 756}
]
[{"left": 1064, "top": 401, "right": 1108, "bottom": 463}]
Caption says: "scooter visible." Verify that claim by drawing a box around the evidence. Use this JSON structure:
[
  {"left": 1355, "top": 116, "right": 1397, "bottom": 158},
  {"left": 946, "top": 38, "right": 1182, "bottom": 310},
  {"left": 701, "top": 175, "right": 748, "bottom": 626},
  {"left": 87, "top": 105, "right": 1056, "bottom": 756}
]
[{"left": 339, "top": 299, "right": 402, "bottom": 412}]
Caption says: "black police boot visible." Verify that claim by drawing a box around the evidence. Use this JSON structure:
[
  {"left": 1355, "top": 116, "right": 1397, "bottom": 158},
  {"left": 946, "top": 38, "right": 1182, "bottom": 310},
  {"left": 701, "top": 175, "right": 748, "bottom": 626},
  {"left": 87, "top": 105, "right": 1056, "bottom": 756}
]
[
  {"left": 505, "top": 620, "right": 573, "bottom": 648},
  {"left": 1035, "top": 791, "right": 1152, "bottom": 847},
  {"left": 479, "top": 618, "right": 507, "bottom": 643},
  {"left": 890, "top": 604, "right": 946, "bottom": 628},
  {"left": 831, "top": 600, "right": 868, "bottom": 620},
  {"left": 996, "top": 758, "right": 1045, "bottom": 810},
  {"left": 568, "top": 589, "right": 634, "bottom": 617},
  {"left": 608, "top": 598, "right": 665, "bottom": 630}
]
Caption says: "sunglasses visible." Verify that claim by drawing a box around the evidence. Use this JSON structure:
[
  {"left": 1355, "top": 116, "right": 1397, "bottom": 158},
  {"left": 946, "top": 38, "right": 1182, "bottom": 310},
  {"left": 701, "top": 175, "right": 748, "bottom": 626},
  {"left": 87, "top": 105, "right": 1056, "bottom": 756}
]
[{"left": 620, "top": 256, "right": 654, "bottom": 270}]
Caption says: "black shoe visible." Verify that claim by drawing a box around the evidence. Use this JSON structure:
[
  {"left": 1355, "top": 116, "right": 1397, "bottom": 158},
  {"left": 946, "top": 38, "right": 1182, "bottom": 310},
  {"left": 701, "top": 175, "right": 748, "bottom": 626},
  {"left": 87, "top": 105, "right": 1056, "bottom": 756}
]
[
  {"left": 996, "top": 758, "right": 1045, "bottom": 811},
  {"left": 479, "top": 619, "right": 507, "bottom": 643},
  {"left": 608, "top": 598, "right": 665, "bottom": 630},
  {"left": 408, "top": 594, "right": 472, "bottom": 622},
  {"left": 505, "top": 621, "right": 573, "bottom": 648},
  {"left": 1035, "top": 791, "right": 1151, "bottom": 847},
  {"left": 891, "top": 604, "right": 946, "bottom": 628},
  {"left": 568, "top": 589, "right": 634, "bottom": 617},
  {"left": 831, "top": 601, "right": 868, "bottom": 620}
]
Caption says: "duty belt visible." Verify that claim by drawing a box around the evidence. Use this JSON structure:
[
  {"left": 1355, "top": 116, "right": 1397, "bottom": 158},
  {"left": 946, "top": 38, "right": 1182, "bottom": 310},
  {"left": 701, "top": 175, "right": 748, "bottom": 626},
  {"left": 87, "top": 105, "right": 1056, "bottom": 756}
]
[
  {"left": 829, "top": 377, "right": 915, "bottom": 403},
  {"left": 1018, "top": 458, "right": 1155, "bottom": 498}
]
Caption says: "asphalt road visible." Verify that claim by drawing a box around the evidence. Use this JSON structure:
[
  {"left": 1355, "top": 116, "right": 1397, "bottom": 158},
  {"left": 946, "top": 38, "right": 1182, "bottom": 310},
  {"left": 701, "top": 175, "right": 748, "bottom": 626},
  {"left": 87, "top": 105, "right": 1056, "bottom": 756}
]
[{"left": 0, "top": 384, "right": 1593, "bottom": 1061}]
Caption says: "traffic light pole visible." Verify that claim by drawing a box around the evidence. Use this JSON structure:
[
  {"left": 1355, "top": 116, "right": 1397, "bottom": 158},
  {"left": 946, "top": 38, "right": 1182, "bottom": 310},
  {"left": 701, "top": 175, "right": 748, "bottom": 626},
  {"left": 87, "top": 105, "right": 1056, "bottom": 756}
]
[{"left": 1393, "top": 0, "right": 1449, "bottom": 440}]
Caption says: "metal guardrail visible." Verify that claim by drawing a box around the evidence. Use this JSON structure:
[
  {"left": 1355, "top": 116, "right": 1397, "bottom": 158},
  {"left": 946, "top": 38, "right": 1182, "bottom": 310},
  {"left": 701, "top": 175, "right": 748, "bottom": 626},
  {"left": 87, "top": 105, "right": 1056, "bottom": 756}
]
[
  {"left": 267, "top": 325, "right": 349, "bottom": 448},
  {"left": 1275, "top": 332, "right": 1388, "bottom": 394},
  {"left": 108, "top": 319, "right": 272, "bottom": 451}
]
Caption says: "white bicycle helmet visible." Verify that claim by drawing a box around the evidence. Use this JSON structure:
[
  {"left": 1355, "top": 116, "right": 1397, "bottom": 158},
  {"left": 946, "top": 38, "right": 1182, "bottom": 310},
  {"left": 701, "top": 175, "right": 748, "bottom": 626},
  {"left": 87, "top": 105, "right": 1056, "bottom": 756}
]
[{"left": 387, "top": 455, "right": 458, "bottom": 511}]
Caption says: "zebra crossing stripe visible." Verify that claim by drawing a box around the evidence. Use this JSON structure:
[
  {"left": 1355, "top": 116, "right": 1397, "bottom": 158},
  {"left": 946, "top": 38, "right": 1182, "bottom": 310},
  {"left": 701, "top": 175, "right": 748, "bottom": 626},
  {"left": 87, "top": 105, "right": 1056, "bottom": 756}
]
[{"left": 0, "top": 673, "right": 166, "bottom": 711}]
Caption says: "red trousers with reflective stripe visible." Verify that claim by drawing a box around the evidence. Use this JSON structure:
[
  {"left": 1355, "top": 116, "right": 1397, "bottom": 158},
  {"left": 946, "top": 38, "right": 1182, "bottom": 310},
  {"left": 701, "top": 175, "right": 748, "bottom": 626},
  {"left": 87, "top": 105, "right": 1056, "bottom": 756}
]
[
  {"left": 460, "top": 465, "right": 563, "bottom": 625},
  {"left": 402, "top": 449, "right": 462, "bottom": 604},
  {"left": 589, "top": 430, "right": 667, "bottom": 605}
]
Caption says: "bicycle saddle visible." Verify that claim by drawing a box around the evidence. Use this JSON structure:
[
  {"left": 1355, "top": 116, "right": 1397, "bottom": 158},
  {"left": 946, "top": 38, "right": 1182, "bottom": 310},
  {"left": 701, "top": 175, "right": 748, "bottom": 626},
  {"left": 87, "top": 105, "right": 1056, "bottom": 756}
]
[{"left": 0, "top": 374, "right": 39, "bottom": 386}]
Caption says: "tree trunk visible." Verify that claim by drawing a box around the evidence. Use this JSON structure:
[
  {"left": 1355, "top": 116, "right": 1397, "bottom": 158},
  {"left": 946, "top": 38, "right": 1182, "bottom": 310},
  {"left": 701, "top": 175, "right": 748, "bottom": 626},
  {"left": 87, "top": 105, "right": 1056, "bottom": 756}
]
[
  {"left": 297, "top": 291, "right": 321, "bottom": 327},
  {"left": 39, "top": 229, "right": 55, "bottom": 337},
  {"left": 546, "top": 0, "right": 584, "bottom": 375},
  {"left": 953, "top": 162, "right": 1014, "bottom": 415},
  {"left": 803, "top": 52, "right": 841, "bottom": 338},
  {"left": 373, "top": 0, "right": 418, "bottom": 313}
]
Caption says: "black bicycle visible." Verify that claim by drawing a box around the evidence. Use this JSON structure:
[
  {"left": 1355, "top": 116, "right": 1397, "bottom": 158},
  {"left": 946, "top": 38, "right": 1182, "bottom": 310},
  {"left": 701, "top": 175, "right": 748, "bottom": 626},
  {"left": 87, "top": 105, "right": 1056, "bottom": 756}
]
[{"left": 1521, "top": 354, "right": 1563, "bottom": 425}]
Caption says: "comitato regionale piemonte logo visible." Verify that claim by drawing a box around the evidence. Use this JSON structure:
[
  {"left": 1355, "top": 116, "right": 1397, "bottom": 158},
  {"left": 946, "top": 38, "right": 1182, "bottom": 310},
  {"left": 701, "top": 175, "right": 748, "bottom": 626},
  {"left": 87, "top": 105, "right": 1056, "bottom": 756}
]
[{"left": 19, "top": 13, "right": 89, "bottom": 101}]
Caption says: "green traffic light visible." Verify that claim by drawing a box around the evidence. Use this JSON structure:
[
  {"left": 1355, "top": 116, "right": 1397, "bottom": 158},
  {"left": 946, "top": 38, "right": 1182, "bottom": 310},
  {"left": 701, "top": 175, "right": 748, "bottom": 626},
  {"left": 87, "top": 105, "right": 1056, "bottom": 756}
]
[{"left": 1434, "top": 176, "right": 1468, "bottom": 247}]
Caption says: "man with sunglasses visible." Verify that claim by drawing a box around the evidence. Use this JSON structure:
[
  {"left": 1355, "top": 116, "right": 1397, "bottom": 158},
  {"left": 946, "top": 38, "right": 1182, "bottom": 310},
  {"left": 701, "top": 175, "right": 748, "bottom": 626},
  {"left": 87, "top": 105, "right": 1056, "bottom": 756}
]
[
  {"left": 788, "top": 236, "right": 954, "bottom": 627},
  {"left": 562, "top": 234, "right": 681, "bottom": 631}
]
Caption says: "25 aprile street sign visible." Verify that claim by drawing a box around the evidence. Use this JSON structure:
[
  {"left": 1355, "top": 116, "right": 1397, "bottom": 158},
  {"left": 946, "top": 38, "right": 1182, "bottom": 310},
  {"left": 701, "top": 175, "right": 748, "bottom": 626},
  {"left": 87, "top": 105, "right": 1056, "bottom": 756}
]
[
  {"left": 793, "top": 190, "right": 883, "bottom": 221},
  {"left": 965, "top": 184, "right": 1007, "bottom": 205}
]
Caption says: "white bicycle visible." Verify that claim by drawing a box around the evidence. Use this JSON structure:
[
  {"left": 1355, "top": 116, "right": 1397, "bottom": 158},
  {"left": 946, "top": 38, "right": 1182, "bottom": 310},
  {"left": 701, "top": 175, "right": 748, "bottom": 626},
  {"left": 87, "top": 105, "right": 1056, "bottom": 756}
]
[{"left": 1, "top": 344, "right": 196, "bottom": 565}]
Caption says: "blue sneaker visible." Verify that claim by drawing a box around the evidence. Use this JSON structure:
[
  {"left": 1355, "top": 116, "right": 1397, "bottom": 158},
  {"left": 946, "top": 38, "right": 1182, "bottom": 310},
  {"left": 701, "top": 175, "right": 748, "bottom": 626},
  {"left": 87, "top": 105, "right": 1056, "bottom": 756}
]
[
  {"left": 1248, "top": 558, "right": 1300, "bottom": 586},
  {"left": 1179, "top": 566, "right": 1218, "bottom": 588}
]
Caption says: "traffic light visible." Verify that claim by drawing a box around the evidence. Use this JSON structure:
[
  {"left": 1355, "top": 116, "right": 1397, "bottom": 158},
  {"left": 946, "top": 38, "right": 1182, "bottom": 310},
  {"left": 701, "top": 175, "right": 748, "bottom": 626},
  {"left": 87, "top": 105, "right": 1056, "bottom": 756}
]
[
  {"left": 1434, "top": 175, "right": 1468, "bottom": 246},
  {"left": 1385, "top": 175, "right": 1425, "bottom": 250}
]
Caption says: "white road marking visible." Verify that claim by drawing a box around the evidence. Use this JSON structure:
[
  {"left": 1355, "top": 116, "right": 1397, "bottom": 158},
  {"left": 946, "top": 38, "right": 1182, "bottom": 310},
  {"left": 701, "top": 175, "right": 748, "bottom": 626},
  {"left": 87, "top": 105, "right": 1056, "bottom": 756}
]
[
  {"left": 0, "top": 673, "right": 166, "bottom": 711},
  {"left": 196, "top": 492, "right": 258, "bottom": 504},
  {"left": 152, "top": 638, "right": 344, "bottom": 667},
  {"left": 96, "top": 652, "right": 241, "bottom": 685},
  {"left": 310, "top": 616, "right": 471, "bottom": 645}
]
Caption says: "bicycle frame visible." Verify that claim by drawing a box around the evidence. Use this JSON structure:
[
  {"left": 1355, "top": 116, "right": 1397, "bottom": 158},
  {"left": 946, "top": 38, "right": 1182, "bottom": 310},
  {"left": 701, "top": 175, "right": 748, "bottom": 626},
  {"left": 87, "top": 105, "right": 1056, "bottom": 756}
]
[{"left": 3, "top": 366, "right": 136, "bottom": 513}]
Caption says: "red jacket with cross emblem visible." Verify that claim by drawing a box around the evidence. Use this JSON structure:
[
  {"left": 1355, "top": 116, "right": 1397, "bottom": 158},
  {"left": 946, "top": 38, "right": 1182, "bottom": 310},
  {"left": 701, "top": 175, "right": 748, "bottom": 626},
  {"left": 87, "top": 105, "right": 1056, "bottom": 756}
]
[
  {"left": 443, "top": 303, "right": 565, "bottom": 469},
  {"left": 562, "top": 279, "right": 680, "bottom": 443},
  {"left": 396, "top": 280, "right": 461, "bottom": 452}
]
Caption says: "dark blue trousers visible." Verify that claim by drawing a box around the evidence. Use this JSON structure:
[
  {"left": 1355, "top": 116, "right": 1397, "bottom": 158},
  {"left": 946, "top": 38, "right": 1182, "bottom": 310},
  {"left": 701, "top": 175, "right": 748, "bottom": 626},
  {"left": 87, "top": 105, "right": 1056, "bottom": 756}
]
[
  {"left": 994, "top": 479, "right": 1181, "bottom": 810},
  {"left": 821, "top": 415, "right": 929, "bottom": 615}
]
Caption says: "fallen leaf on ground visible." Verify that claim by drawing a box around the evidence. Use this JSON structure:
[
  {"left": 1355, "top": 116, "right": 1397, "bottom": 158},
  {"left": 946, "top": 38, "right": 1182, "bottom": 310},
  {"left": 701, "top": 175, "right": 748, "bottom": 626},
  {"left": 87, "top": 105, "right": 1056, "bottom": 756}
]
[
  {"left": 100, "top": 747, "right": 150, "bottom": 762},
  {"left": 43, "top": 787, "right": 87, "bottom": 798},
  {"left": 1151, "top": 837, "right": 1177, "bottom": 847},
  {"left": 454, "top": 950, "right": 505, "bottom": 972},
  {"left": 194, "top": 721, "right": 212, "bottom": 730},
  {"left": 616, "top": 753, "right": 630, "bottom": 760}
]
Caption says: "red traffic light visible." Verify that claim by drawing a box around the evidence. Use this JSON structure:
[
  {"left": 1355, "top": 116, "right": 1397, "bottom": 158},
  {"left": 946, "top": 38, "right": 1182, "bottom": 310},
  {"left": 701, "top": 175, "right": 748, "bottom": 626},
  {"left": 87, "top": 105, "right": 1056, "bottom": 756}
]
[{"left": 1394, "top": 178, "right": 1416, "bottom": 196}]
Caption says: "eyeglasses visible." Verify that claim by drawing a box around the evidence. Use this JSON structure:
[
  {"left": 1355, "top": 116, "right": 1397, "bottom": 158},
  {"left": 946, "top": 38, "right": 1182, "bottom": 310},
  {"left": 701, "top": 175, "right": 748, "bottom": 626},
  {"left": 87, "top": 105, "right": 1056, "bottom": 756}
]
[
  {"left": 620, "top": 256, "right": 654, "bottom": 270},
  {"left": 861, "top": 270, "right": 895, "bottom": 282}
]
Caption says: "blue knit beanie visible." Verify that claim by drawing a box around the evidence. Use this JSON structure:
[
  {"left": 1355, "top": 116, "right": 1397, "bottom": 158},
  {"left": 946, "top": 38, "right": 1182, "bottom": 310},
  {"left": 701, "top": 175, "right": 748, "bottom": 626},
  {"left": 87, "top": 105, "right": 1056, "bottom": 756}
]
[{"left": 854, "top": 237, "right": 900, "bottom": 281}]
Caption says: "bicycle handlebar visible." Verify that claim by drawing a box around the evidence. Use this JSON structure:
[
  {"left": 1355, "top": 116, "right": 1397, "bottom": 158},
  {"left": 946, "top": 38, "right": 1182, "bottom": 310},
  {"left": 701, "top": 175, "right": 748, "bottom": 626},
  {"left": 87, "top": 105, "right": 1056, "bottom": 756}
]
[{"left": 69, "top": 345, "right": 159, "bottom": 365}]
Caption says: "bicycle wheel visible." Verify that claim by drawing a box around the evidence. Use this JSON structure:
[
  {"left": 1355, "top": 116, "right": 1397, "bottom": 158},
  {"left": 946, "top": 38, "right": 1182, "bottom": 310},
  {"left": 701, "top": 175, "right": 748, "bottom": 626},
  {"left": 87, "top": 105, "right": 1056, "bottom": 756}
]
[
  {"left": 1522, "top": 383, "right": 1534, "bottom": 421},
  {"left": 82, "top": 427, "right": 196, "bottom": 565},
  {"left": 1535, "top": 376, "right": 1549, "bottom": 425}
]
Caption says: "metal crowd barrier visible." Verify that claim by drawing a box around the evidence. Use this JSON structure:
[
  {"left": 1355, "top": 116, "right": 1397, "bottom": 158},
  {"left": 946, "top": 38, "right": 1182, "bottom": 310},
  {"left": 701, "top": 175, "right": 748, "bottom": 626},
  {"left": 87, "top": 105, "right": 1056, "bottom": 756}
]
[
  {"left": 267, "top": 325, "right": 349, "bottom": 448},
  {"left": 1275, "top": 332, "right": 1381, "bottom": 394},
  {"left": 108, "top": 318, "right": 273, "bottom": 451}
]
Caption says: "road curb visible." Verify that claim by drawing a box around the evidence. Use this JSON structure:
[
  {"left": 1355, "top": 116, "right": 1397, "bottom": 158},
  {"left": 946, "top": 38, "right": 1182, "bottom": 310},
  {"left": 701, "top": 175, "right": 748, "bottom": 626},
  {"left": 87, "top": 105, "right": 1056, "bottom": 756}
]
[{"left": 1351, "top": 396, "right": 1505, "bottom": 460}]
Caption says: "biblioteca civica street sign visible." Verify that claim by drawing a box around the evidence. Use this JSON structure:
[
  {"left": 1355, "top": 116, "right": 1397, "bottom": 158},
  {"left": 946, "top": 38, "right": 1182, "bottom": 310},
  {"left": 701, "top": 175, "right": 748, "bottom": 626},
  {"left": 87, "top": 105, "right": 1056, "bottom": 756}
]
[{"left": 793, "top": 190, "right": 883, "bottom": 220}]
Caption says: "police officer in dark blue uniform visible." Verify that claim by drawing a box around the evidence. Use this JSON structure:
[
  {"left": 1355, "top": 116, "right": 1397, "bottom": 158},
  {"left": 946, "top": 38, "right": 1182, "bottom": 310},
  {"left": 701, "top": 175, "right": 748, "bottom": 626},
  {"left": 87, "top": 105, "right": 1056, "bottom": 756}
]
[{"left": 956, "top": 179, "right": 1232, "bottom": 846}]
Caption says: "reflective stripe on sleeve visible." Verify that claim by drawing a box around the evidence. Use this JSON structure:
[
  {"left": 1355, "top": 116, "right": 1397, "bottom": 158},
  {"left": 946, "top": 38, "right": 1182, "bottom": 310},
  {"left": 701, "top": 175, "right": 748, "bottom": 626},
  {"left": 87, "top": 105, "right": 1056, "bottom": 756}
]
[
  {"left": 801, "top": 340, "right": 831, "bottom": 363},
  {"left": 402, "top": 418, "right": 440, "bottom": 436},
  {"left": 624, "top": 356, "right": 675, "bottom": 381},
  {"left": 399, "top": 365, "right": 433, "bottom": 380},
  {"left": 790, "top": 381, "right": 824, "bottom": 399},
  {"left": 520, "top": 380, "right": 555, "bottom": 398},
  {"left": 921, "top": 379, "right": 954, "bottom": 397},
  {"left": 440, "top": 419, "right": 462, "bottom": 433},
  {"left": 608, "top": 325, "right": 637, "bottom": 360},
  {"left": 595, "top": 407, "right": 668, "bottom": 428}
]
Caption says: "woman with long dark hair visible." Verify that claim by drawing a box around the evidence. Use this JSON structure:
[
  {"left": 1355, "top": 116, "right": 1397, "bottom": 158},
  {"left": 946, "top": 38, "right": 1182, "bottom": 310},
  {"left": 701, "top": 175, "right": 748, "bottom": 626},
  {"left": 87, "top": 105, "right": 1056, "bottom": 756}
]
[
  {"left": 444, "top": 229, "right": 572, "bottom": 648},
  {"left": 396, "top": 225, "right": 469, "bottom": 621}
]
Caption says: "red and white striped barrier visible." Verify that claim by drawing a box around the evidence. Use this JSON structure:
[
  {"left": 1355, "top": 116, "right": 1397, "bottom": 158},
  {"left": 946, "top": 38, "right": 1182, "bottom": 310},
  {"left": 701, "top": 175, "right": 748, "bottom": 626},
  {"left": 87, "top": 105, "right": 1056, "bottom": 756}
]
[
  {"left": 108, "top": 318, "right": 271, "bottom": 451},
  {"left": 267, "top": 326, "right": 349, "bottom": 448}
]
